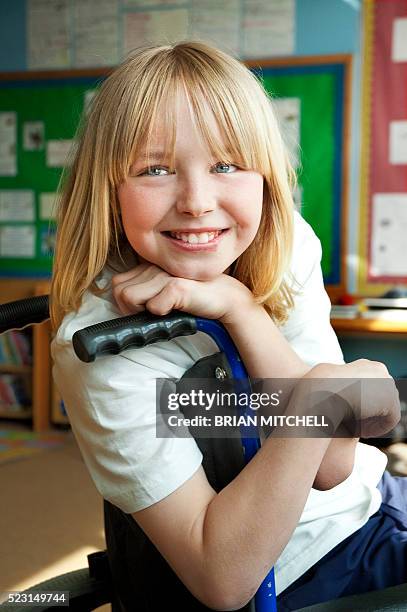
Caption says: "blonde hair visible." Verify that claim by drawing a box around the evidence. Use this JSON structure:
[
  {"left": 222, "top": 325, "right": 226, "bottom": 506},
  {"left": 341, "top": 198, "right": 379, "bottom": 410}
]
[{"left": 50, "top": 40, "right": 297, "bottom": 331}]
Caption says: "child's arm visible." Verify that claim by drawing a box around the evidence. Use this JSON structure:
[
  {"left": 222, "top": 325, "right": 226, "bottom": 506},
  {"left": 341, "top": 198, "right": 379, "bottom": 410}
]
[
  {"left": 113, "top": 266, "right": 398, "bottom": 610},
  {"left": 133, "top": 391, "right": 333, "bottom": 611},
  {"left": 312, "top": 438, "right": 358, "bottom": 490}
]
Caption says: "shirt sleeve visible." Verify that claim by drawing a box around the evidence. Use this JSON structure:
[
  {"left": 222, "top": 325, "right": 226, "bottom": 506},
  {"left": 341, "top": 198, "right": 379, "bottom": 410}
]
[
  {"left": 279, "top": 212, "right": 345, "bottom": 367},
  {"left": 51, "top": 335, "right": 203, "bottom": 514}
]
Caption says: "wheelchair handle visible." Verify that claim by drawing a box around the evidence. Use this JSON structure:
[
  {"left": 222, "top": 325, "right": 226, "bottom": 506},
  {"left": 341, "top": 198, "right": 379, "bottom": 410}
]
[
  {"left": 72, "top": 310, "right": 198, "bottom": 363},
  {"left": 0, "top": 294, "right": 49, "bottom": 334}
]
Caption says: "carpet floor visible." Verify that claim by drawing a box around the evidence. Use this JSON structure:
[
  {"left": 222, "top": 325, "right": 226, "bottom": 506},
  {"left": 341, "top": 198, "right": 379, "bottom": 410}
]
[{"left": 0, "top": 422, "right": 109, "bottom": 610}]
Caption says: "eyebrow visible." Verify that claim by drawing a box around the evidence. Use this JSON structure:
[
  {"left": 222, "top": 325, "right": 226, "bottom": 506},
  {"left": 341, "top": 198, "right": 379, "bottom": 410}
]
[{"left": 138, "top": 150, "right": 168, "bottom": 161}]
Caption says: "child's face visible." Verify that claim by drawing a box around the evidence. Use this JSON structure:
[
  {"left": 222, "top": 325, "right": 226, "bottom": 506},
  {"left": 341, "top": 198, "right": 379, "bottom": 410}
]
[{"left": 117, "top": 96, "right": 263, "bottom": 281}]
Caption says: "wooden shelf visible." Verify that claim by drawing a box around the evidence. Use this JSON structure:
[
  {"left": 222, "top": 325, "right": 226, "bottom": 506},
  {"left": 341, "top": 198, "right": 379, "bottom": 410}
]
[
  {"left": 0, "top": 280, "right": 51, "bottom": 432},
  {"left": 331, "top": 317, "right": 407, "bottom": 335},
  {"left": 0, "top": 364, "right": 32, "bottom": 374},
  {"left": 0, "top": 406, "right": 32, "bottom": 419}
]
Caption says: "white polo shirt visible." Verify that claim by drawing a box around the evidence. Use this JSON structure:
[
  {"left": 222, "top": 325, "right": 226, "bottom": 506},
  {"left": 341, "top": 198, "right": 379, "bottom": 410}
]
[{"left": 51, "top": 211, "right": 387, "bottom": 594}]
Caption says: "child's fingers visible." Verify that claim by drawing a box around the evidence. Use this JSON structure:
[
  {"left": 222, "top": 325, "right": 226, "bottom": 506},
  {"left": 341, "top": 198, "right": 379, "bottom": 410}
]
[
  {"left": 145, "top": 283, "right": 181, "bottom": 316},
  {"left": 114, "top": 274, "right": 175, "bottom": 315},
  {"left": 145, "top": 279, "right": 194, "bottom": 316}
]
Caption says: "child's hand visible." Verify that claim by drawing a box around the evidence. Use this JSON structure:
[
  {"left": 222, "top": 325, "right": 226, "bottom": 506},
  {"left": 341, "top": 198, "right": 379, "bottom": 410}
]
[
  {"left": 111, "top": 263, "right": 255, "bottom": 322},
  {"left": 303, "top": 360, "right": 400, "bottom": 439}
]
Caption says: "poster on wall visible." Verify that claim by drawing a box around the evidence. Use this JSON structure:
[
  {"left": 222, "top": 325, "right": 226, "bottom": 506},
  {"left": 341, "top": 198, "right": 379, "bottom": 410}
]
[{"left": 359, "top": 0, "right": 407, "bottom": 294}]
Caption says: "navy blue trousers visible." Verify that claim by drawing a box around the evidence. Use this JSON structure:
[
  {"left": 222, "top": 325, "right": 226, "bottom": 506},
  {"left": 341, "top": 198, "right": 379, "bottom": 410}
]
[{"left": 277, "top": 471, "right": 407, "bottom": 611}]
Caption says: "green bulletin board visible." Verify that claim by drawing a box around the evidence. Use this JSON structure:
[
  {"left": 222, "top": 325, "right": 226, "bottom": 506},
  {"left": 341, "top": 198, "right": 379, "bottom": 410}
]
[
  {"left": 0, "top": 58, "right": 350, "bottom": 296},
  {"left": 0, "top": 69, "right": 109, "bottom": 277},
  {"left": 247, "top": 56, "right": 351, "bottom": 298}
]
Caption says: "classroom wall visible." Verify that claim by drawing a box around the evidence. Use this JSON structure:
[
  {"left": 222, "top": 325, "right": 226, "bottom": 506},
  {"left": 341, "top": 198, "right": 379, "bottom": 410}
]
[
  {"left": 1, "top": 0, "right": 405, "bottom": 375},
  {"left": 0, "top": 0, "right": 362, "bottom": 292}
]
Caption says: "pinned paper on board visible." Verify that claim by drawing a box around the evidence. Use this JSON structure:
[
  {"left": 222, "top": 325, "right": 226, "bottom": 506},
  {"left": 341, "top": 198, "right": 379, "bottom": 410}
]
[
  {"left": 124, "top": 9, "right": 188, "bottom": 56},
  {"left": 389, "top": 121, "right": 407, "bottom": 165},
  {"left": 46, "top": 140, "right": 74, "bottom": 167},
  {"left": 73, "top": 0, "right": 119, "bottom": 67},
  {"left": 392, "top": 17, "right": 407, "bottom": 62},
  {"left": 273, "top": 97, "right": 301, "bottom": 169},
  {"left": 23, "top": 121, "right": 45, "bottom": 151},
  {"left": 0, "top": 225, "right": 36, "bottom": 258},
  {"left": 40, "top": 225, "right": 56, "bottom": 256},
  {"left": 84, "top": 90, "right": 97, "bottom": 116},
  {"left": 190, "top": 0, "right": 240, "bottom": 57},
  {"left": 27, "top": 0, "right": 71, "bottom": 69},
  {"left": 123, "top": 0, "right": 185, "bottom": 5},
  {"left": 39, "top": 193, "right": 57, "bottom": 220},
  {"left": 0, "top": 112, "right": 17, "bottom": 177},
  {"left": 242, "top": 0, "right": 295, "bottom": 58},
  {"left": 371, "top": 193, "right": 407, "bottom": 277},
  {"left": 0, "top": 190, "right": 35, "bottom": 222}
]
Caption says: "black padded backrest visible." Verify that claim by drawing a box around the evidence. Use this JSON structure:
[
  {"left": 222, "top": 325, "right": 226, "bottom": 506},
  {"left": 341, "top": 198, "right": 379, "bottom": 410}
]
[{"left": 104, "top": 351, "right": 255, "bottom": 612}]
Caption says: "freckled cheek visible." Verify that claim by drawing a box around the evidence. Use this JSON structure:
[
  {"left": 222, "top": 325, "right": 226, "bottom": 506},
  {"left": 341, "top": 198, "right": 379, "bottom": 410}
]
[
  {"left": 229, "top": 184, "right": 263, "bottom": 235},
  {"left": 119, "top": 186, "right": 167, "bottom": 231}
]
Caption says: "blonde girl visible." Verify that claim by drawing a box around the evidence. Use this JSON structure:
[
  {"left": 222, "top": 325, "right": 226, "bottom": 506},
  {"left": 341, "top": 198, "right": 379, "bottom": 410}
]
[{"left": 51, "top": 41, "right": 402, "bottom": 611}]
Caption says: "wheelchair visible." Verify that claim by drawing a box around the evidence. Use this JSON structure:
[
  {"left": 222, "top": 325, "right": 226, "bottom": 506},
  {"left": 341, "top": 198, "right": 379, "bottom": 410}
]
[{"left": 1, "top": 295, "right": 407, "bottom": 612}]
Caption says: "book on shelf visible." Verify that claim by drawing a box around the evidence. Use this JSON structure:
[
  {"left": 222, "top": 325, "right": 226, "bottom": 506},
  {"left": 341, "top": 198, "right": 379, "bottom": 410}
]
[
  {"left": 0, "top": 330, "right": 32, "bottom": 366},
  {"left": 359, "top": 309, "right": 407, "bottom": 321},
  {"left": 0, "top": 374, "right": 31, "bottom": 408},
  {"left": 330, "top": 305, "right": 360, "bottom": 319},
  {"left": 361, "top": 297, "right": 407, "bottom": 309}
]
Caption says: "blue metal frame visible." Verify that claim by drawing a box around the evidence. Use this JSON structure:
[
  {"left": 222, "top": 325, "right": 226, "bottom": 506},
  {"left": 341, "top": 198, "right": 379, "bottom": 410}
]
[{"left": 196, "top": 317, "right": 277, "bottom": 612}]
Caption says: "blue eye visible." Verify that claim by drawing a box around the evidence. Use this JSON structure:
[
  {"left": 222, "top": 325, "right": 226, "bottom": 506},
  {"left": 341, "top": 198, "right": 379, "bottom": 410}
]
[
  {"left": 213, "top": 162, "right": 238, "bottom": 173},
  {"left": 138, "top": 162, "right": 238, "bottom": 176},
  {"left": 142, "top": 166, "right": 169, "bottom": 176}
]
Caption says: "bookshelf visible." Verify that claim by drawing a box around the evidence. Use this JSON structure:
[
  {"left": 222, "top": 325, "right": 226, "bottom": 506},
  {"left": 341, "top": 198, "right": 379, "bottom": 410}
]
[
  {"left": 0, "top": 280, "right": 67, "bottom": 431},
  {"left": 0, "top": 344, "right": 33, "bottom": 420}
]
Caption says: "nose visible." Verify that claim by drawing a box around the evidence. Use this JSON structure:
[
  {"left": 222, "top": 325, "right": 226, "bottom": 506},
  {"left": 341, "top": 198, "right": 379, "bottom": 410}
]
[{"left": 176, "top": 175, "right": 216, "bottom": 216}]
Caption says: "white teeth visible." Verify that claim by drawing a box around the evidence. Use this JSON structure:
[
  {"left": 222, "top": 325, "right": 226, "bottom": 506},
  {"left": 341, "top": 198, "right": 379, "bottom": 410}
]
[{"left": 169, "top": 230, "right": 221, "bottom": 244}]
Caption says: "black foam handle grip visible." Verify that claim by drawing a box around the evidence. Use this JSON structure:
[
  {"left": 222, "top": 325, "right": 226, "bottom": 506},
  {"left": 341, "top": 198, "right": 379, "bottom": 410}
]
[
  {"left": 72, "top": 310, "right": 198, "bottom": 363},
  {"left": 0, "top": 295, "right": 49, "bottom": 334}
]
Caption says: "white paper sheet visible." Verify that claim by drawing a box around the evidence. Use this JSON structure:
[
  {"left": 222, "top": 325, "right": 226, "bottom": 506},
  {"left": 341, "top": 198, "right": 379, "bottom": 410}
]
[
  {"left": 190, "top": 0, "right": 240, "bottom": 57},
  {"left": 23, "top": 121, "right": 45, "bottom": 151},
  {"left": 46, "top": 140, "right": 75, "bottom": 167},
  {"left": 73, "top": 0, "right": 119, "bottom": 67},
  {"left": 27, "top": 0, "right": 71, "bottom": 69},
  {"left": 371, "top": 193, "right": 407, "bottom": 277},
  {"left": 242, "top": 0, "right": 295, "bottom": 58},
  {"left": 124, "top": 9, "right": 189, "bottom": 55},
  {"left": 0, "top": 112, "right": 17, "bottom": 177},
  {"left": 389, "top": 121, "right": 407, "bottom": 165},
  {"left": 0, "top": 225, "right": 36, "bottom": 258},
  {"left": 124, "top": 0, "right": 185, "bottom": 5},
  {"left": 84, "top": 90, "right": 97, "bottom": 116},
  {"left": 273, "top": 97, "right": 301, "bottom": 169},
  {"left": 0, "top": 191, "right": 35, "bottom": 222},
  {"left": 392, "top": 17, "right": 407, "bottom": 62},
  {"left": 40, "top": 226, "right": 56, "bottom": 256},
  {"left": 39, "top": 193, "right": 57, "bottom": 220}
]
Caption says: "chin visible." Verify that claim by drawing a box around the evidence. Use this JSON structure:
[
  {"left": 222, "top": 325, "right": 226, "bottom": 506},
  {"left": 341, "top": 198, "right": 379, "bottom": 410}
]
[{"left": 165, "top": 263, "right": 226, "bottom": 281}]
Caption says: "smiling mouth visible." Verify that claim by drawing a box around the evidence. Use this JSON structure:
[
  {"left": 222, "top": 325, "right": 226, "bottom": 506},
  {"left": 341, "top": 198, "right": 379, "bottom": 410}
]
[{"left": 161, "top": 229, "right": 227, "bottom": 245}]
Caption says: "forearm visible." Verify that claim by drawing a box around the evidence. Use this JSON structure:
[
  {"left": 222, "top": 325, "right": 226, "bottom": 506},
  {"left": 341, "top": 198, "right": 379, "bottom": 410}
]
[
  {"left": 313, "top": 437, "right": 358, "bottom": 490},
  {"left": 223, "top": 303, "right": 358, "bottom": 492},
  {"left": 197, "top": 435, "right": 332, "bottom": 609},
  {"left": 221, "top": 302, "right": 311, "bottom": 380},
  {"left": 193, "top": 304, "right": 332, "bottom": 609}
]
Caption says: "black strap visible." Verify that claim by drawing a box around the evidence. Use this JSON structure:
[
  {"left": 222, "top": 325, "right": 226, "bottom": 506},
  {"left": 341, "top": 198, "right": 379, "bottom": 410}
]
[{"left": 104, "top": 352, "right": 254, "bottom": 612}]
